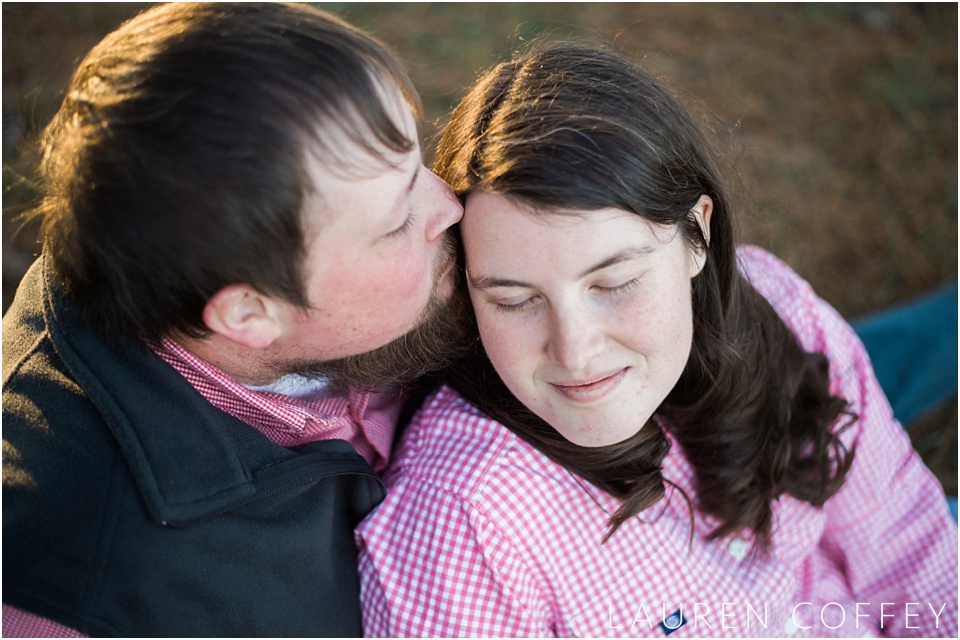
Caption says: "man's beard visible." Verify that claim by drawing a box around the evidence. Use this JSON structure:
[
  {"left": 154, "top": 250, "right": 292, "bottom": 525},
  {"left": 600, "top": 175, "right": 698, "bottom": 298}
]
[{"left": 274, "top": 239, "right": 473, "bottom": 393}]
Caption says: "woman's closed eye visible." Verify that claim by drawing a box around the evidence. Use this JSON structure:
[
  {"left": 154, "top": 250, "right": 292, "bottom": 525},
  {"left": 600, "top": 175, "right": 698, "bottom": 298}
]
[
  {"left": 593, "top": 277, "right": 641, "bottom": 296},
  {"left": 493, "top": 294, "right": 541, "bottom": 313},
  {"left": 490, "top": 278, "right": 640, "bottom": 313}
]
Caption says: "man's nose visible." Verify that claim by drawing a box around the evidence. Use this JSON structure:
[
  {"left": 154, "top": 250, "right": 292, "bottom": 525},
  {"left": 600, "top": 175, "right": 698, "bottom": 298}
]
[{"left": 423, "top": 170, "right": 463, "bottom": 241}]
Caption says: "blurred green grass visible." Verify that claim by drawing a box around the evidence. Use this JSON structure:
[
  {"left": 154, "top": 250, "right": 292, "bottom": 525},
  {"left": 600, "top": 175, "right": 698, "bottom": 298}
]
[
  {"left": 4, "top": 3, "right": 956, "bottom": 315},
  {"left": 2, "top": 4, "right": 957, "bottom": 492}
]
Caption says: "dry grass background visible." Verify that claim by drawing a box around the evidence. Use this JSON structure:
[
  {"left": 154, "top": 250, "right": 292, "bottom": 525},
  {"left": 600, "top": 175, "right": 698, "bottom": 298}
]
[{"left": 3, "top": 3, "right": 956, "bottom": 494}]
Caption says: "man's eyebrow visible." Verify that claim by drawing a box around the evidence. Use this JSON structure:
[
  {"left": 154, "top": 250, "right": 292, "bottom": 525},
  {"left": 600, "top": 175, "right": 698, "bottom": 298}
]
[
  {"left": 382, "top": 163, "right": 420, "bottom": 229},
  {"left": 405, "top": 164, "right": 420, "bottom": 195},
  {"left": 469, "top": 246, "right": 656, "bottom": 290},
  {"left": 394, "top": 164, "right": 419, "bottom": 210}
]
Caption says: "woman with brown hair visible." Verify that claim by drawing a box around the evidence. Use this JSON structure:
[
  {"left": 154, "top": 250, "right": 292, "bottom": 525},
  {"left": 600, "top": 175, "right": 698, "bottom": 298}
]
[{"left": 357, "top": 42, "right": 957, "bottom": 637}]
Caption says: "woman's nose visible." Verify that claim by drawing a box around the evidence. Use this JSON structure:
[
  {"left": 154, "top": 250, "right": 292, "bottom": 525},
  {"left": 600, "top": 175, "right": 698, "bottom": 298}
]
[{"left": 547, "top": 307, "right": 605, "bottom": 373}]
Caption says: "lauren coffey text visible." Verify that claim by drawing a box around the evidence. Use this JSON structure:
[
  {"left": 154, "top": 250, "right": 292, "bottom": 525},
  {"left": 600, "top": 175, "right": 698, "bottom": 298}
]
[{"left": 606, "top": 601, "right": 953, "bottom": 633}]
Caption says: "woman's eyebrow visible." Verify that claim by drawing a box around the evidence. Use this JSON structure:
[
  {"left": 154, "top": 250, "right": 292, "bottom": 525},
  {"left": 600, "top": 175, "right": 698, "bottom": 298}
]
[
  {"left": 468, "top": 245, "right": 655, "bottom": 291},
  {"left": 579, "top": 246, "right": 655, "bottom": 279},
  {"left": 467, "top": 274, "right": 530, "bottom": 291}
]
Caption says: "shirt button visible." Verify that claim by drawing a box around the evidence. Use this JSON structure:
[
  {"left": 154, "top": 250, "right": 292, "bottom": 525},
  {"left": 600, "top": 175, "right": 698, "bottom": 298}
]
[{"left": 727, "top": 538, "right": 749, "bottom": 560}]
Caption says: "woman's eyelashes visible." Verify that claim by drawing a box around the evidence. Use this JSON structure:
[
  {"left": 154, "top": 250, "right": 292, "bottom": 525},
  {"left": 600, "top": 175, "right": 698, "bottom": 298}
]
[
  {"left": 494, "top": 295, "right": 541, "bottom": 313},
  {"left": 594, "top": 277, "right": 640, "bottom": 296},
  {"left": 490, "top": 277, "right": 642, "bottom": 313}
]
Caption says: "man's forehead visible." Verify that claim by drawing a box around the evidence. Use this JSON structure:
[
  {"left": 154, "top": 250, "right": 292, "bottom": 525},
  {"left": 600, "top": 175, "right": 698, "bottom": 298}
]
[
  {"left": 301, "top": 77, "right": 419, "bottom": 183},
  {"left": 302, "top": 128, "right": 415, "bottom": 184},
  {"left": 297, "top": 127, "right": 419, "bottom": 240}
]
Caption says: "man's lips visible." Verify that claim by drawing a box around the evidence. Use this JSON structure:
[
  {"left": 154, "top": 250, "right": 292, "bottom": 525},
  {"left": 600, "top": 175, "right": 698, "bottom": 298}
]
[{"left": 549, "top": 368, "right": 629, "bottom": 404}]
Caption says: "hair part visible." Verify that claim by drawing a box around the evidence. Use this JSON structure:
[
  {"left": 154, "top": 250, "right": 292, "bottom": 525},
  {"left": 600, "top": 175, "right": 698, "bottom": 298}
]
[
  {"left": 36, "top": 2, "right": 421, "bottom": 344},
  {"left": 437, "top": 41, "right": 854, "bottom": 552}
]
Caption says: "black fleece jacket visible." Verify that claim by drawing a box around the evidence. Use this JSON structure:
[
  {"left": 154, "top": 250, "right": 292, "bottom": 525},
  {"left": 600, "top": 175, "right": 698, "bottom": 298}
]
[{"left": 2, "top": 257, "right": 385, "bottom": 637}]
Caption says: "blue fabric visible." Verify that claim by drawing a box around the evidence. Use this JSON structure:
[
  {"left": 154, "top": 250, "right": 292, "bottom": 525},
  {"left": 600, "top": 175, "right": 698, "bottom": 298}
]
[
  {"left": 852, "top": 281, "right": 958, "bottom": 519},
  {"left": 852, "top": 281, "right": 958, "bottom": 428}
]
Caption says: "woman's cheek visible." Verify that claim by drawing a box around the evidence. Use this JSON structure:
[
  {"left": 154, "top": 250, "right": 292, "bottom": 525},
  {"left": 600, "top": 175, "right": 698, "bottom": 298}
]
[
  {"left": 476, "top": 310, "right": 506, "bottom": 357},
  {"left": 477, "top": 313, "right": 526, "bottom": 374}
]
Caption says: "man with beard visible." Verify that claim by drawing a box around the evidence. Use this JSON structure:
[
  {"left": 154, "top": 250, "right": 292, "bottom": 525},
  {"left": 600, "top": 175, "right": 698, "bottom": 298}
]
[{"left": 2, "top": 3, "right": 466, "bottom": 637}]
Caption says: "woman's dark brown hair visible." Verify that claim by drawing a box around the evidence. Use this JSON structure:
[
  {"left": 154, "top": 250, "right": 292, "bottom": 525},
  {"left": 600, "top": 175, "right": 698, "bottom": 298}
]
[{"left": 434, "top": 42, "right": 854, "bottom": 552}]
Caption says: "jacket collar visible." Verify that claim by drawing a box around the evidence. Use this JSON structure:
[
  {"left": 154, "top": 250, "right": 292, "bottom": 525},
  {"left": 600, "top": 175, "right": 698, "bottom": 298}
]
[{"left": 37, "top": 257, "right": 369, "bottom": 524}]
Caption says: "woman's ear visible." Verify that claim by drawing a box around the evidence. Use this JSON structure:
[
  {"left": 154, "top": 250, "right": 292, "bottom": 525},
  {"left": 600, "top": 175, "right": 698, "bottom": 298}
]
[
  {"left": 689, "top": 194, "right": 714, "bottom": 276},
  {"left": 202, "top": 284, "right": 284, "bottom": 350},
  {"left": 691, "top": 194, "right": 713, "bottom": 248}
]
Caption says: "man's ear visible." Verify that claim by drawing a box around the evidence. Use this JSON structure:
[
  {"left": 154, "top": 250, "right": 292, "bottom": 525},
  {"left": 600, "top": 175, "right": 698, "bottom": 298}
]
[
  {"left": 202, "top": 284, "right": 284, "bottom": 350},
  {"left": 689, "top": 194, "right": 714, "bottom": 277}
]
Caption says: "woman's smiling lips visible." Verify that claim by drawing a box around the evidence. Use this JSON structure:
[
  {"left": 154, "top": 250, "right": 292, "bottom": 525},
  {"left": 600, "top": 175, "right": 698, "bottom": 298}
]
[{"left": 549, "top": 368, "right": 629, "bottom": 404}]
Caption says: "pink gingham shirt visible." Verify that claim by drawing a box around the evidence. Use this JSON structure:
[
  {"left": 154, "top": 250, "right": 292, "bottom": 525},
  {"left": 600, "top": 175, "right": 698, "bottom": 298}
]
[
  {"left": 3, "top": 339, "right": 403, "bottom": 638},
  {"left": 151, "top": 337, "right": 402, "bottom": 473},
  {"left": 357, "top": 246, "right": 959, "bottom": 638}
]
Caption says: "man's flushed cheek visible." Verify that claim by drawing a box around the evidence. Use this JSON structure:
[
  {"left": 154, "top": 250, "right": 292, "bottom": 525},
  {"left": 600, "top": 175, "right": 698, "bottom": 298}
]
[{"left": 385, "top": 258, "right": 430, "bottom": 299}]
